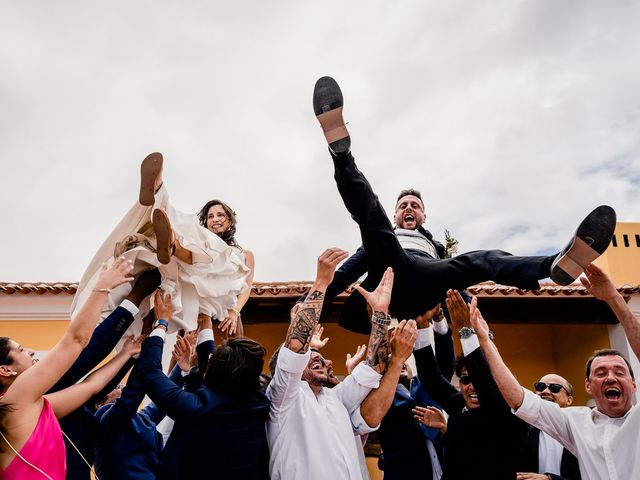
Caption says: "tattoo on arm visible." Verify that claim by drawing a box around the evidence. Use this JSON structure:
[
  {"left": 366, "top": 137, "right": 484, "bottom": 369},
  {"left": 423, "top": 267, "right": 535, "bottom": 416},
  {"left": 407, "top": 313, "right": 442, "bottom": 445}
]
[
  {"left": 365, "top": 311, "right": 391, "bottom": 370},
  {"left": 285, "top": 290, "right": 324, "bottom": 353}
]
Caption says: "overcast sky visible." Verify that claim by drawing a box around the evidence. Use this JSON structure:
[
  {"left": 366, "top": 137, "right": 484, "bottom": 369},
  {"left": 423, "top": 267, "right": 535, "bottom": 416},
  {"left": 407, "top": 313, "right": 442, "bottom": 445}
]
[{"left": 1, "top": 1, "right": 639, "bottom": 283}]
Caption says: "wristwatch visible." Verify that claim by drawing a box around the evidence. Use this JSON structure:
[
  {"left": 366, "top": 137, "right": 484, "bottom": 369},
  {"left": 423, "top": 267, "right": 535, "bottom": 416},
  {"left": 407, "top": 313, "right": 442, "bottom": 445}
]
[
  {"left": 153, "top": 319, "right": 169, "bottom": 330},
  {"left": 458, "top": 326, "right": 476, "bottom": 339}
]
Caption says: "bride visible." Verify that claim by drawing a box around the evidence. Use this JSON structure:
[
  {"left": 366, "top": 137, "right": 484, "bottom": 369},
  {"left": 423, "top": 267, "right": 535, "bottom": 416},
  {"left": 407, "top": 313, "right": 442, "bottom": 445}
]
[{"left": 72, "top": 153, "right": 251, "bottom": 335}]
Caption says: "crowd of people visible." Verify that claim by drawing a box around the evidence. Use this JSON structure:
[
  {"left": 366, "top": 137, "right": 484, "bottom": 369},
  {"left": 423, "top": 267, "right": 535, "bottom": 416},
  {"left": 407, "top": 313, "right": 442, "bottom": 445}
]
[{"left": 0, "top": 76, "right": 634, "bottom": 480}]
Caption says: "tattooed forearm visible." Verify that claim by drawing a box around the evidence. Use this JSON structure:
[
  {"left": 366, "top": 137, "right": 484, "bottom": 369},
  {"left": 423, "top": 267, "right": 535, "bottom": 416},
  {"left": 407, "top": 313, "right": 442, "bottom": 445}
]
[
  {"left": 285, "top": 290, "right": 325, "bottom": 353},
  {"left": 365, "top": 311, "right": 391, "bottom": 371}
]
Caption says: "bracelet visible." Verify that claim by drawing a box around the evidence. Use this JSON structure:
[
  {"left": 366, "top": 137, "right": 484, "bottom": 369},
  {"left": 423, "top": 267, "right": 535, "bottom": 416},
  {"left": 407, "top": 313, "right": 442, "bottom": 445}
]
[
  {"left": 229, "top": 308, "right": 241, "bottom": 317},
  {"left": 153, "top": 319, "right": 169, "bottom": 330},
  {"left": 93, "top": 288, "right": 111, "bottom": 293},
  {"left": 371, "top": 311, "right": 392, "bottom": 327}
]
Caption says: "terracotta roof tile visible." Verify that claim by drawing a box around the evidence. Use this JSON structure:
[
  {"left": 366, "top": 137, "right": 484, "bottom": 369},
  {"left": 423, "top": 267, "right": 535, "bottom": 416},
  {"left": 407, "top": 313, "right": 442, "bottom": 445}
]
[{"left": 1, "top": 281, "right": 639, "bottom": 298}]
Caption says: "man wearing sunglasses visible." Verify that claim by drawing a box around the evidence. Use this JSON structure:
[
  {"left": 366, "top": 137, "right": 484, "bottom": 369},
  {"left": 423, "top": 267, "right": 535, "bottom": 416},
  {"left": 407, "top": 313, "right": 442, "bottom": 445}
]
[
  {"left": 518, "top": 375, "right": 581, "bottom": 479},
  {"left": 470, "top": 263, "right": 640, "bottom": 480},
  {"left": 412, "top": 290, "right": 529, "bottom": 479}
]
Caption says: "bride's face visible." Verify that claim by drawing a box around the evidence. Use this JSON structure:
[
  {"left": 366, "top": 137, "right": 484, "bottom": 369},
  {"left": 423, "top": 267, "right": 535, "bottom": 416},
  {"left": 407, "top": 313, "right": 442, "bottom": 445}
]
[{"left": 206, "top": 205, "right": 231, "bottom": 235}]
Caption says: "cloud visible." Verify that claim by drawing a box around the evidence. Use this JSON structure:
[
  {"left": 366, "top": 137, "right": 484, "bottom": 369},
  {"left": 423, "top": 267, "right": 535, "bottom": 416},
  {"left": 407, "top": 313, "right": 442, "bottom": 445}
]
[{"left": 0, "top": 1, "right": 638, "bottom": 282}]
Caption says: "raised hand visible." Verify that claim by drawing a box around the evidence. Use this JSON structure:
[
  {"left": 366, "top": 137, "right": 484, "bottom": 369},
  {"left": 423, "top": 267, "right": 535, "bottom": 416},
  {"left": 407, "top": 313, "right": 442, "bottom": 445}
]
[
  {"left": 314, "top": 247, "right": 349, "bottom": 290},
  {"left": 219, "top": 310, "right": 240, "bottom": 335},
  {"left": 580, "top": 263, "right": 619, "bottom": 303},
  {"left": 469, "top": 296, "right": 491, "bottom": 342},
  {"left": 345, "top": 344, "right": 366, "bottom": 374},
  {"left": 95, "top": 256, "right": 135, "bottom": 291},
  {"left": 172, "top": 333, "right": 196, "bottom": 372},
  {"left": 412, "top": 405, "right": 447, "bottom": 433},
  {"left": 121, "top": 335, "right": 144, "bottom": 357},
  {"left": 445, "top": 289, "right": 471, "bottom": 331},
  {"left": 355, "top": 267, "right": 394, "bottom": 314},
  {"left": 415, "top": 303, "right": 442, "bottom": 329},
  {"left": 153, "top": 289, "right": 174, "bottom": 322},
  {"left": 390, "top": 320, "right": 418, "bottom": 365},
  {"left": 310, "top": 324, "right": 329, "bottom": 350}
]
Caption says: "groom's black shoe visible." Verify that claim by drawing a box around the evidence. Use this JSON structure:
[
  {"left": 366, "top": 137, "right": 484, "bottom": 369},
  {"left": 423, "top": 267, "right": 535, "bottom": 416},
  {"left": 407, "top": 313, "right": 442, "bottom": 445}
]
[
  {"left": 313, "top": 76, "right": 351, "bottom": 155},
  {"left": 550, "top": 205, "right": 617, "bottom": 285}
]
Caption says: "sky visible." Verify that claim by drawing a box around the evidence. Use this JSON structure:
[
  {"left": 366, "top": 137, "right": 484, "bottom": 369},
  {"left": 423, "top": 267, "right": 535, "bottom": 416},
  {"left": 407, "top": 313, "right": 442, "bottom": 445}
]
[{"left": 1, "top": 0, "right": 639, "bottom": 283}]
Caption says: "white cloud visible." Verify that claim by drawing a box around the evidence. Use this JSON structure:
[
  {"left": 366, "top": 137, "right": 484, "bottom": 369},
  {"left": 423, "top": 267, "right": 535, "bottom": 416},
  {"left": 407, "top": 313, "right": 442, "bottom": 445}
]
[{"left": 1, "top": 1, "right": 638, "bottom": 282}]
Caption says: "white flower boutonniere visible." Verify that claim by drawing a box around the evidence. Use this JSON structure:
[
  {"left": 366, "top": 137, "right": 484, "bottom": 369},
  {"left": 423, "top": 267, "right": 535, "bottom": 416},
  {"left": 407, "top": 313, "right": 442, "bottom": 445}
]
[{"left": 444, "top": 229, "right": 459, "bottom": 258}]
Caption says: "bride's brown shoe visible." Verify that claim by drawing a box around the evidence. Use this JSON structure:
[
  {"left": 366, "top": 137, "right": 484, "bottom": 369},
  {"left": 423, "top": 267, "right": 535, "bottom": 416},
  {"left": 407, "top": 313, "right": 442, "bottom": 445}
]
[
  {"left": 139, "top": 152, "right": 164, "bottom": 206},
  {"left": 152, "top": 208, "right": 174, "bottom": 265}
]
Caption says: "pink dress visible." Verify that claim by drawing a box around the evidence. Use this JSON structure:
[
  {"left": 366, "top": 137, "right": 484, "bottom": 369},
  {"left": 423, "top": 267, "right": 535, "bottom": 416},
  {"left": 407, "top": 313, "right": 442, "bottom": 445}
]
[{"left": 1, "top": 398, "right": 66, "bottom": 479}]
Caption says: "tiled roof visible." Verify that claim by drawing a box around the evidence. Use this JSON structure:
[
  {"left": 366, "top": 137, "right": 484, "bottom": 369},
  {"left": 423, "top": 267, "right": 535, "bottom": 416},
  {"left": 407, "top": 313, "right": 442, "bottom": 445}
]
[
  {"left": 2, "top": 281, "right": 639, "bottom": 297},
  {"left": 0, "top": 283, "right": 79, "bottom": 295}
]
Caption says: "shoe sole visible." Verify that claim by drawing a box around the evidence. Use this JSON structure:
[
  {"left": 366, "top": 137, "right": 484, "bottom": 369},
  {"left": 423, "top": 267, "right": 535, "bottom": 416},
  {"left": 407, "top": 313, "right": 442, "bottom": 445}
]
[
  {"left": 152, "top": 209, "right": 173, "bottom": 265},
  {"left": 140, "top": 153, "right": 163, "bottom": 206},
  {"left": 551, "top": 205, "right": 616, "bottom": 285},
  {"left": 313, "top": 76, "right": 350, "bottom": 153}
]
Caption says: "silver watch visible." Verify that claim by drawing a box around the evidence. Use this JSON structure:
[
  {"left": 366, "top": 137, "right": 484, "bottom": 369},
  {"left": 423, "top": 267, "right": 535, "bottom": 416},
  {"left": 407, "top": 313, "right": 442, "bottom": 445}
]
[{"left": 458, "top": 326, "right": 476, "bottom": 339}]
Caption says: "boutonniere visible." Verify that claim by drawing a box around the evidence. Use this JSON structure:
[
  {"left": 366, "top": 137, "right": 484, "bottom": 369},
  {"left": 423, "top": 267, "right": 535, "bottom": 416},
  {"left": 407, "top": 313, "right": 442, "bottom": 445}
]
[{"left": 444, "top": 229, "right": 459, "bottom": 258}]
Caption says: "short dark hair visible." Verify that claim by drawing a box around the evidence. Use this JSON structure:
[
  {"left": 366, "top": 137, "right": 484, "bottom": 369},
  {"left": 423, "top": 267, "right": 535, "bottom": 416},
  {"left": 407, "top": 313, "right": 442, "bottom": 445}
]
[
  {"left": 585, "top": 349, "right": 635, "bottom": 380},
  {"left": 396, "top": 188, "right": 424, "bottom": 207},
  {"left": 0, "top": 337, "right": 14, "bottom": 451},
  {"left": 0, "top": 338, "right": 12, "bottom": 367},
  {"left": 204, "top": 337, "right": 266, "bottom": 397},
  {"left": 197, "top": 199, "right": 240, "bottom": 248},
  {"left": 454, "top": 354, "right": 468, "bottom": 379}
]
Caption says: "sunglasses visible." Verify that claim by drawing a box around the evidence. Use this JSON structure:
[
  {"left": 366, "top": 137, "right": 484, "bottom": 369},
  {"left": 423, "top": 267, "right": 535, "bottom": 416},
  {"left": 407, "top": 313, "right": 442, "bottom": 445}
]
[
  {"left": 534, "top": 382, "right": 570, "bottom": 395},
  {"left": 458, "top": 374, "right": 473, "bottom": 385}
]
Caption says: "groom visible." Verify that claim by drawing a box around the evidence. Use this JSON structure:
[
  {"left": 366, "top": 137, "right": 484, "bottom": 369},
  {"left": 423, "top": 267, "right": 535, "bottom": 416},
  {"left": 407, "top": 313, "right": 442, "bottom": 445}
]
[{"left": 313, "top": 76, "right": 616, "bottom": 334}]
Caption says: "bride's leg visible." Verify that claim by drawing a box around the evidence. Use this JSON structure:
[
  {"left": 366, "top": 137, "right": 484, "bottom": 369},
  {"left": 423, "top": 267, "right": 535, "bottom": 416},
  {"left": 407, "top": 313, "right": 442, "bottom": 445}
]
[{"left": 152, "top": 209, "right": 194, "bottom": 265}]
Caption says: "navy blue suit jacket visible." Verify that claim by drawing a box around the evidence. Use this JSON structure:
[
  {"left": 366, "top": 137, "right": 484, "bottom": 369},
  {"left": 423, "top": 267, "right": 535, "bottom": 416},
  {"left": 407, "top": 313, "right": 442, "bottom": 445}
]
[
  {"left": 94, "top": 361, "right": 186, "bottom": 480},
  {"left": 377, "top": 329, "right": 452, "bottom": 480},
  {"left": 137, "top": 335, "right": 270, "bottom": 480},
  {"left": 52, "top": 306, "right": 136, "bottom": 480}
]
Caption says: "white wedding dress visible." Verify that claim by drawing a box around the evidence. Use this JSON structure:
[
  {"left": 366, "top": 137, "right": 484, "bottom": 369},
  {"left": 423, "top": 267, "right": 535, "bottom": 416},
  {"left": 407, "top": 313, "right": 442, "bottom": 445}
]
[{"left": 71, "top": 184, "right": 250, "bottom": 335}]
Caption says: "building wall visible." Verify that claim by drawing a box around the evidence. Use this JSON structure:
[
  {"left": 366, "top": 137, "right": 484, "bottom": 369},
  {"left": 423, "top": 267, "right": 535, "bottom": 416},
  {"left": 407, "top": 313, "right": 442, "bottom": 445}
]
[{"left": 595, "top": 222, "right": 640, "bottom": 286}]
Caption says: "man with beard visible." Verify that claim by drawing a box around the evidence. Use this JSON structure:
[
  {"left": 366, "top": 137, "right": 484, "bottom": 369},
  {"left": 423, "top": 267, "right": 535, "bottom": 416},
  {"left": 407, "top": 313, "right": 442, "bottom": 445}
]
[
  {"left": 312, "top": 75, "right": 616, "bottom": 335},
  {"left": 266, "top": 249, "right": 414, "bottom": 480}
]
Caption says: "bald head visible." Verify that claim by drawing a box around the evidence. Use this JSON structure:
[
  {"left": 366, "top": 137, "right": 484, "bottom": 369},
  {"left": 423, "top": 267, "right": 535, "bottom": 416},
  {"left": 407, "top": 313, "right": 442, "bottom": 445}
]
[{"left": 534, "top": 373, "right": 574, "bottom": 407}]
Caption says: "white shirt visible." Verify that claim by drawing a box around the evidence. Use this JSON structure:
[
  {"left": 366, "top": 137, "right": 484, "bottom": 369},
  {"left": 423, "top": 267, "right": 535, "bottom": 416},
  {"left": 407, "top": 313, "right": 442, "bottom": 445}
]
[
  {"left": 515, "top": 387, "right": 640, "bottom": 480},
  {"left": 396, "top": 228, "right": 439, "bottom": 258},
  {"left": 266, "top": 346, "right": 381, "bottom": 480},
  {"left": 538, "top": 429, "right": 564, "bottom": 475}
]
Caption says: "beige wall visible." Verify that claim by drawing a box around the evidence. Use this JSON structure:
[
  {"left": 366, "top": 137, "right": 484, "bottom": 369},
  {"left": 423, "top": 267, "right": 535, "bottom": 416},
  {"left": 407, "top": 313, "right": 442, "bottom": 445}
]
[{"left": 595, "top": 222, "right": 640, "bottom": 286}]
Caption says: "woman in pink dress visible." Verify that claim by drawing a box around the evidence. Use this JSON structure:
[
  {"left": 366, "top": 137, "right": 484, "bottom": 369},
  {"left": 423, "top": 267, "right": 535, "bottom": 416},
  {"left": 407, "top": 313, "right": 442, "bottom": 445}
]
[{"left": 0, "top": 257, "right": 140, "bottom": 479}]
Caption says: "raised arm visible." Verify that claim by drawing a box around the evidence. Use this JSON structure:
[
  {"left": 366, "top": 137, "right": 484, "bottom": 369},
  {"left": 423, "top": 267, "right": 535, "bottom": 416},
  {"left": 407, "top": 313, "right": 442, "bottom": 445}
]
[
  {"left": 330, "top": 267, "right": 398, "bottom": 415},
  {"left": 446, "top": 290, "right": 510, "bottom": 412},
  {"left": 581, "top": 263, "right": 640, "bottom": 360},
  {"left": 359, "top": 319, "right": 417, "bottom": 428},
  {"left": 469, "top": 297, "right": 524, "bottom": 409},
  {"left": 413, "top": 300, "right": 463, "bottom": 415},
  {"left": 355, "top": 267, "right": 394, "bottom": 373},
  {"left": 285, "top": 248, "right": 348, "bottom": 353},
  {"left": 46, "top": 335, "right": 143, "bottom": 419},
  {"left": 3, "top": 257, "right": 134, "bottom": 406},
  {"left": 136, "top": 291, "right": 210, "bottom": 419}
]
